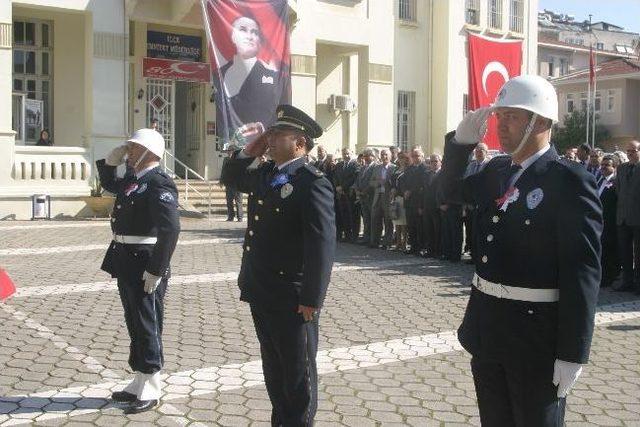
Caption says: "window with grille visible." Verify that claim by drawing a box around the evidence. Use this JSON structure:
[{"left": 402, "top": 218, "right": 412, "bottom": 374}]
[
  {"left": 567, "top": 94, "right": 574, "bottom": 113},
  {"left": 594, "top": 91, "right": 601, "bottom": 112},
  {"left": 606, "top": 90, "right": 615, "bottom": 112},
  {"left": 13, "top": 19, "right": 53, "bottom": 143},
  {"left": 488, "top": 0, "right": 502, "bottom": 29},
  {"left": 399, "top": 0, "right": 417, "bottom": 22},
  {"left": 580, "top": 92, "right": 588, "bottom": 111},
  {"left": 509, "top": 0, "right": 524, "bottom": 33},
  {"left": 396, "top": 91, "right": 415, "bottom": 152},
  {"left": 465, "top": 0, "right": 480, "bottom": 25}
]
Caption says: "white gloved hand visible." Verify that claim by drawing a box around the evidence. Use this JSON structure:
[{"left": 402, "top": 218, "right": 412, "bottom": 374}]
[
  {"left": 454, "top": 107, "right": 493, "bottom": 144},
  {"left": 106, "top": 144, "right": 128, "bottom": 166},
  {"left": 142, "top": 271, "right": 162, "bottom": 294},
  {"left": 552, "top": 359, "right": 583, "bottom": 398}
]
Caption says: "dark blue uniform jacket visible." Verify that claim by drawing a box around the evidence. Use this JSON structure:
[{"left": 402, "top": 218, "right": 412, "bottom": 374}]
[
  {"left": 440, "top": 140, "right": 602, "bottom": 364},
  {"left": 221, "top": 154, "right": 336, "bottom": 311}
]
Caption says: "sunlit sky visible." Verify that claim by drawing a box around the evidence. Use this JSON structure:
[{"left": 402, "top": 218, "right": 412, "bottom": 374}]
[{"left": 538, "top": 0, "right": 640, "bottom": 34}]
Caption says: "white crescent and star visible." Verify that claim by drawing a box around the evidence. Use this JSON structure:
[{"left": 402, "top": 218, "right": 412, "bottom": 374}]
[
  {"left": 169, "top": 62, "right": 199, "bottom": 74},
  {"left": 482, "top": 61, "right": 510, "bottom": 95}
]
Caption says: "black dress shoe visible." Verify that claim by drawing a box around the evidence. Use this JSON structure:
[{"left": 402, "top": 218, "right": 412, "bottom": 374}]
[
  {"left": 124, "top": 399, "right": 158, "bottom": 414},
  {"left": 111, "top": 391, "right": 137, "bottom": 402}
]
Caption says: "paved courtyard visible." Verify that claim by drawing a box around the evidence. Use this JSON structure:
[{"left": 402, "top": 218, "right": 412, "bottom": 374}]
[{"left": 0, "top": 217, "right": 639, "bottom": 426}]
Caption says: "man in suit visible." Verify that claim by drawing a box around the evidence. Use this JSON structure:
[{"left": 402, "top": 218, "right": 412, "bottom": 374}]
[
  {"left": 463, "top": 143, "right": 491, "bottom": 262},
  {"left": 97, "top": 129, "right": 181, "bottom": 414},
  {"left": 355, "top": 149, "right": 376, "bottom": 244},
  {"left": 313, "top": 145, "right": 328, "bottom": 172},
  {"left": 422, "top": 154, "right": 442, "bottom": 258},
  {"left": 599, "top": 155, "right": 620, "bottom": 287},
  {"left": 334, "top": 148, "right": 360, "bottom": 242},
  {"left": 440, "top": 75, "right": 602, "bottom": 426},
  {"left": 370, "top": 149, "right": 397, "bottom": 248},
  {"left": 403, "top": 147, "right": 429, "bottom": 254},
  {"left": 221, "top": 105, "right": 335, "bottom": 426},
  {"left": 615, "top": 140, "right": 640, "bottom": 293}
]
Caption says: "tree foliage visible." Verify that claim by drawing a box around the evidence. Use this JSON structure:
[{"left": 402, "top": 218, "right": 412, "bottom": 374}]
[{"left": 553, "top": 110, "right": 610, "bottom": 153}]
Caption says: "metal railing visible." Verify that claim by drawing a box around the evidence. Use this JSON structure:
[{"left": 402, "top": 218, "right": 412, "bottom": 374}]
[{"left": 162, "top": 151, "right": 213, "bottom": 218}]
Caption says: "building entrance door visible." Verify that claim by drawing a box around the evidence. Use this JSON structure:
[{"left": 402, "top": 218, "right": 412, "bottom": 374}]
[
  {"left": 146, "top": 78, "right": 175, "bottom": 173},
  {"left": 174, "top": 81, "right": 204, "bottom": 178}
]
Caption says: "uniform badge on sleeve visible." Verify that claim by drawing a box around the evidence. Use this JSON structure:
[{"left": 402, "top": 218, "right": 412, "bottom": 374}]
[
  {"left": 159, "top": 192, "right": 175, "bottom": 202},
  {"left": 526, "top": 188, "right": 544, "bottom": 210},
  {"left": 281, "top": 183, "right": 293, "bottom": 199}
]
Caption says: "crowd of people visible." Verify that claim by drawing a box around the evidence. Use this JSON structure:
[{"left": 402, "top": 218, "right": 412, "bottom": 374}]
[
  {"left": 300, "top": 139, "right": 640, "bottom": 294},
  {"left": 564, "top": 141, "right": 640, "bottom": 294},
  {"left": 303, "top": 142, "right": 489, "bottom": 265}
]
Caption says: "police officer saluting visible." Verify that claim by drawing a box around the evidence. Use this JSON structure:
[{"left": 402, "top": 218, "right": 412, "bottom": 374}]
[
  {"left": 97, "top": 129, "right": 180, "bottom": 414},
  {"left": 440, "top": 76, "right": 602, "bottom": 426},
  {"left": 221, "top": 105, "right": 336, "bottom": 426}
]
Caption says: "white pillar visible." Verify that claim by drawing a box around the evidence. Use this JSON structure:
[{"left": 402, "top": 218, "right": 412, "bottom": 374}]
[
  {"left": 87, "top": 0, "right": 128, "bottom": 162},
  {"left": 0, "top": 1, "right": 16, "bottom": 190}
]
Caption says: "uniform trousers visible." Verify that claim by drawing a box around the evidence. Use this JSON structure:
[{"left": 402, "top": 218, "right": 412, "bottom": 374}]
[
  {"left": 617, "top": 223, "right": 640, "bottom": 289},
  {"left": 471, "top": 355, "right": 565, "bottom": 427},
  {"left": 117, "top": 276, "right": 167, "bottom": 374},
  {"left": 251, "top": 304, "right": 319, "bottom": 427}
]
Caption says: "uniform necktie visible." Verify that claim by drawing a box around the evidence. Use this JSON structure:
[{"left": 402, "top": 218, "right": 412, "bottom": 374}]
[{"left": 505, "top": 163, "right": 522, "bottom": 188}]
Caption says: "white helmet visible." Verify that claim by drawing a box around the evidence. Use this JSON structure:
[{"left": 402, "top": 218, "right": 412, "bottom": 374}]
[
  {"left": 494, "top": 75, "right": 559, "bottom": 123},
  {"left": 127, "top": 128, "right": 165, "bottom": 158}
]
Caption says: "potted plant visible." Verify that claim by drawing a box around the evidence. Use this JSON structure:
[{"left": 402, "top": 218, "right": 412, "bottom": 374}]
[{"left": 82, "top": 176, "right": 115, "bottom": 217}]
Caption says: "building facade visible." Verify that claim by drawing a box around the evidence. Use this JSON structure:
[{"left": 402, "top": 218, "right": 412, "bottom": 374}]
[
  {"left": 538, "top": 10, "right": 639, "bottom": 79},
  {"left": 1, "top": 0, "right": 538, "bottom": 219},
  {"left": 394, "top": 0, "right": 538, "bottom": 156}
]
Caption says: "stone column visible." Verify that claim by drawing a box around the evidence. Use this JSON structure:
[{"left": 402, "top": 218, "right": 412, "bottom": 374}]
[{"left": 0, "top": 1, "right": 16, "bottom": 191}]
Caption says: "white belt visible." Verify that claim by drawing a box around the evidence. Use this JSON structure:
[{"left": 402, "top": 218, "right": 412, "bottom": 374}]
[
  {"left": 112, "top": 234, "right": 158, "bottom": 245},
  {"left": 472, "top": 273, "right": 559, "bottom": 303}
]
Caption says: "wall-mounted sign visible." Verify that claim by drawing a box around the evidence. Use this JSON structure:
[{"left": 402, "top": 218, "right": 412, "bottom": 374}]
[
  {"left": 147, "top": 31, "right": 203, "bottom": 62},
  {"left": 143, "top": 57, "right": 211, "bottom": 83}
]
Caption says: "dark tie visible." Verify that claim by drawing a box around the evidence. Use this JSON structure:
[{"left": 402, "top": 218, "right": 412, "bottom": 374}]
[{"left": 505, "top": 163, "right": 522, "bottom": 188}]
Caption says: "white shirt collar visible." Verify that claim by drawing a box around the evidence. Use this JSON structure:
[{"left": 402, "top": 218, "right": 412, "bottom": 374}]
[
  {"left": 511, "top": 145, "right": 550, "bottom": 186},
  {"left": 136, "top": 163, "right": 160, "bottom": 179},
  {"left": 276, "top": 156, "right": 303, "bottom": 171}
]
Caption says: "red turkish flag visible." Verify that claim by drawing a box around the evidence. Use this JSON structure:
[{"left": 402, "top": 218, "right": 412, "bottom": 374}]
[
  {"left": 468, "top": 34, "right": 523, "bottom": 149},
  {"left": 0, "top": 268, "right": 16, "bottom": 301}
]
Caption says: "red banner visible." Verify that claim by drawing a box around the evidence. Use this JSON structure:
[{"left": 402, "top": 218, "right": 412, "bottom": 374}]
[
  {"left": 143, "top": 57, "right": 211, "bottom": 82},
  {"left": 468, "top": 34, "right": 522, "bottom": 149}
]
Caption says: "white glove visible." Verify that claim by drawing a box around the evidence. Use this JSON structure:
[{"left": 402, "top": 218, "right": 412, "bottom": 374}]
[
  {"left": 106, "top": 144, "right": 128, "bottom": 166},
  {"left": 454, "top": 107, "right": 493, "bottom": 144},
  {"left": 142, "top": 271, "right": 162, "bottom": 294},
  {"left": 552, "top": 359, "right": 583, "bottom": 398}
]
